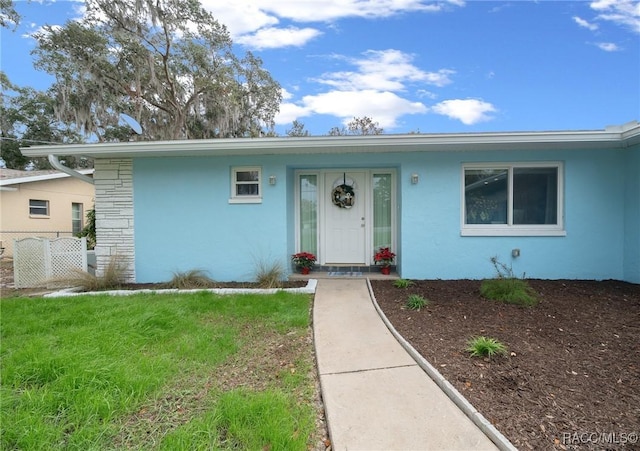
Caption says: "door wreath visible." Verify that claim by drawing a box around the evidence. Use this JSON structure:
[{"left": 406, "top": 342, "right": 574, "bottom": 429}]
[{"left": 331, "top": 173, "right": 355, "bottom": 209}]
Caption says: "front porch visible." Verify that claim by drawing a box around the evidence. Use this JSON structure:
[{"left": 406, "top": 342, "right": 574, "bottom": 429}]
[{"left": 289, "top": 265, "right": 399, "bottom": 280}]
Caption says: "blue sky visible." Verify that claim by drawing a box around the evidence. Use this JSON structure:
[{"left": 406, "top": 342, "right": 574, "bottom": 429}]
[{"left": 1, "top": 0, "right": 639, "bottom": 136}]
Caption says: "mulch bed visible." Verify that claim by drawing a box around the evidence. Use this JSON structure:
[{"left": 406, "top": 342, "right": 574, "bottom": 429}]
[{"left": 370, "top": 279, "right": 640, "bottom": 451}]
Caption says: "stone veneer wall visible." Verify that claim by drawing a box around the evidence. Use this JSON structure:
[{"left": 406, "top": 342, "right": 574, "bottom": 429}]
[{"left": 93, "top": 159, "right": 135, "bottom": 282}]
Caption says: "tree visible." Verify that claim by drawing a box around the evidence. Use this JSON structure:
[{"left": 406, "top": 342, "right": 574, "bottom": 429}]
[
  {"left": 32, "top": 0, "right": 282, "bottom": 141},
  {"left": 328, "top": 116, "right": 383, "bottom": 136},
  {"left": 347, "top": 116, "right": 383, "bottom": 135},
  {"left": 0, "top": 0, "right": 20, "bottom": 29},
  {"left": 286, "top": 120, "right": 310, "bottom": 137},
  {"left": 328, "top": 125, "right": 347, "bottom": 136},
  {"left": 76, "top": 207, "right": 96, "bottom": 249},
  {"left": 0, "top": 73, "right": 86, "bottom": 169}
]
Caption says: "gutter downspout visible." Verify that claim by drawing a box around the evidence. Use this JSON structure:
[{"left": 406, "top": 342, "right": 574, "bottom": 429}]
[{"left": 48, "top": 154, "right": 94, "bottom": 185}]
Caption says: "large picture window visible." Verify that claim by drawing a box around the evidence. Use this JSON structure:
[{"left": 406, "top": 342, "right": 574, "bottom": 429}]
[{"left": 462, "top": 163, "right": 564, "bottom": 236}]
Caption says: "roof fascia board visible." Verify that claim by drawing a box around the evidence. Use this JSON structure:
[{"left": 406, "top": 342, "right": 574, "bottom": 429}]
[
  {"left": 20, "top": 125, "right": 638, "bottom": 159},
  {"left": 0, "top": 169, "right": 94, "bottom": 186}
]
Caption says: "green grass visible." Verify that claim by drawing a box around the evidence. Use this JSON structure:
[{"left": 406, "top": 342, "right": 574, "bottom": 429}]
[
  {"left": 405, "top": 294, "right": 429, "bottom": 311},
  {"left": 466, "top": 336, "right": 508, "bottom": 358},
  {"left": 480, "top": 277, "right": 538, "bottom": 306},
  {"left": 393, "top": 278, "right": 414, "bottom": 289},
  {"left": 1, "top": 291, "right": 317, "bottom": 450}
]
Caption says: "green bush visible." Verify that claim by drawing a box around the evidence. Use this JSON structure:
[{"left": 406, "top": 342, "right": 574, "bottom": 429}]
[
  {"left": 75, "top": 208, "right": 96, "bottom": 249},
  {"left": 393, "top": 278, "right": 414, "bottom": 288},
  {"left": 254, "top": 259, "right": 285, "bottom": 289},
  {"left": 405, "top": 294, "right": 428, "bottom": 311},
  {"left": 481, "top": 256, "right": 538, "bottom": 306},
  {"left": 466, "top": 336, "right": 508, "bottom": 358},
  {"left": 53, "top": 255, "right": 126, "bottom": 291},
  {"left": 480, "top": 277, "right": 538, "bottom": 306},
  {"left": 165, "top": 269, "right": 215, "bottom": 289}
]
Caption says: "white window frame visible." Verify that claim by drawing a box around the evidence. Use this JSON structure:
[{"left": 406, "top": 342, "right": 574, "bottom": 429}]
[
  {"left": 29, "top": 199, "right": 50, "bottom": 217},
  {"left": 461, "top": 162, "right": 565, "bottom": 236},
  {"left": 229, "top": 166, "right": 262, "bottom": 204},
  {"left": 72, "top": 202, "right": 83, "bottom": 234},
  {"left": 294, "top": 169, "right": 397, "bottom": 265}
]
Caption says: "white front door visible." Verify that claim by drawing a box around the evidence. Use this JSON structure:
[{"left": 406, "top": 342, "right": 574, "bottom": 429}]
[{"left": 322, "top": 171, "right": 367, "bottom": 264}]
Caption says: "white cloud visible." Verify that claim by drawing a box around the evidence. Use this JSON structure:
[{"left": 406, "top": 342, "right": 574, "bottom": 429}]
[
  {"left": 573, "top": 16, "right": 599, "bottom": 31},
  {"left": 276, "top": 102, "right": 313, "bottom": 125},
  {"left": 199, "top": 0, "right": 464, "bottom": 48},
  {"left": 276, "top": 90, "right": 427, "bottom": 129},
  {"left": 596, "top": 41, "right": 620, "bottom": 51},
  {"left": 248, "top": 0, "right": 461, "bottom": 23},
  {"left": 199, "top": 1, "right": 278, "bottom": 36},
  {"left": 276, "top": 49, "right": 457, "bottom": 129},
  {"left": 431, "top": 99, "right": 497, "bottom": 125},
  {"left": 590, "top": 0, "right": 640, "bottom": 34},
  {"left": 315, "top": 49, "right": 455, "bottom": 91},
  {"left": 235, "top": 26, "right": 322, "bottom": 49},
  {"left": 280, "top": 88, "right": 295, "bottom": 100}
]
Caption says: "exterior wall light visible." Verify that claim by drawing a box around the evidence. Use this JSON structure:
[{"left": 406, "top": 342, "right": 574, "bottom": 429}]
[
  {"left": 268, "top": 175, "right": 277, "bottom": 185},
  {"left": 411, "top": 173, "right": 419, "bottom": 184}
]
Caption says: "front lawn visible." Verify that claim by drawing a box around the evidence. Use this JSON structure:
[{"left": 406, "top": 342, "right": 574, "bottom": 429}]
[{"left": 1, "top": 291, "right": 321, "bottom": 450}]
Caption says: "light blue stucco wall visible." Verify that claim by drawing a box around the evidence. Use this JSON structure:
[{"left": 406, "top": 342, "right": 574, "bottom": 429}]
[
  {"left": 132, "top": 146, "right": 635, "bottom": 282},
  {"left": 399, "top": 148, "right": 627, "bottom": 280},
  {"left": 623, "top": 144, "right": 640, "bottom": 283},
  {"left": 134, "top": 157, "right": 290, "bottom": 282}
]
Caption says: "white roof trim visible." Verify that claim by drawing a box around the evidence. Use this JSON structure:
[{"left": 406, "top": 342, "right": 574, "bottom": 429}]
[
  {"left": 21, "top": 121, "right": 640, "bottom": 159},
  {"left": 0, "top": 169, "right": 94, "bottom": 186}
]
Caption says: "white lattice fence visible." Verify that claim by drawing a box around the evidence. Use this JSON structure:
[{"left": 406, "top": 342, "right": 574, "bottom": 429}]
[{"left": 13, "top": 237, "right": 87, "bottom": 288}]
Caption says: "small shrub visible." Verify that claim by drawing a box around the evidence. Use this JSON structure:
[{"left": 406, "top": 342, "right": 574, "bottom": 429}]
[
  {"left": 55, "top": 255, "right": 126, "bottom": 291},
  {"left": 405, "top": 294, "right": 428, "bottom": 311},
  {"left": 480, "top": 278, "right": 538, "bottom": 306},
  {"left": 165, "top": 269, "right": 215, "bottom": 289},
  {"left": 393, "top": 278, "right": 414, "bottom": 289},
  {"left": 466, "top": 336, "right": 508, "bottom": 358},
  {"left": 481, "top": 256, "right": 538, "bottom": 306},
  {"left": 75, "top": 208, "right": 96, "bottom": 249},
  {"left": 254, "top": 259, "right": 285, "bottom": 289}
]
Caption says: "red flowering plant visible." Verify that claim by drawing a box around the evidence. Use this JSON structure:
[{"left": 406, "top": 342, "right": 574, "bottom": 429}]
[
  {"left": 291, "top": 252, "right": 317, "bottom": 269},
  {"left": 374, "top": 247, "right": 396, "bottom": 267}
]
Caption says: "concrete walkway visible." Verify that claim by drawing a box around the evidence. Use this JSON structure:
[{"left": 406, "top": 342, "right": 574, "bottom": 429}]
[{"left": 313, "top": 278, "right": 503, "bottom": 451}]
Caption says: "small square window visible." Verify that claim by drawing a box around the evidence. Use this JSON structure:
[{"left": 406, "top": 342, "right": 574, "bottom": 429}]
[
  {"left": 230, "top": 167, "right": 262, "bottom": 203},
  {"left": 29, "top": 199, "right": 49, "bottom": 216}
]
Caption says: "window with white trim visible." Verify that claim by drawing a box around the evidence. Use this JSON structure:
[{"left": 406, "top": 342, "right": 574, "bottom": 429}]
[
  {"left": 229, "top": 167, "right": 261, "bottom": 203},
  {"left": 29, "top": 199, "right": 49, "bottom": 216},
  {"left": 462, "top": 163, "right": 564, "bottom": 236},
  {"left": 72, "top": 203, "right": 83, "bottom": 234}
]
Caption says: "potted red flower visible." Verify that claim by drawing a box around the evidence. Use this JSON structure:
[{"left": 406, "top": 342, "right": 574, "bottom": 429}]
[
  {"left": 374, "top": 247, "right": 396, "bottom": 275},
  {"left": 292, "top": 251, "right": 316, "bottom": 274}
]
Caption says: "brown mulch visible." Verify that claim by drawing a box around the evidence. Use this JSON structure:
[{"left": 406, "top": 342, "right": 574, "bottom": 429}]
[{"left": 370, "top": 279, "right": 640, "bottom": 450}]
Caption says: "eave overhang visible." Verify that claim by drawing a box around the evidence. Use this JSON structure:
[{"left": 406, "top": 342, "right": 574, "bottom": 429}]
[
  {"left": 0, "top": 169, "right": 95, "bottom": 187},
  {"left": 21, "top": 121, "right": 640, "bottom": 160}
]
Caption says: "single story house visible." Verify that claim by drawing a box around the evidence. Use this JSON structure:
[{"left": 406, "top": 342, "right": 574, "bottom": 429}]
[
  {"left": 23, "top": 121, "right": 640, "bottom": 283},
  {"left": 0, "top": 168, "right": 95, "bottom": 257}
]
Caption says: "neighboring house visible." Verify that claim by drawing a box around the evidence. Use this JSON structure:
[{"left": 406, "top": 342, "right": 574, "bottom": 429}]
[
  {"left": 22, "top": 121, "right": 640, "bottom": 283},
  {"left": 0, "top": 169, "right": 95, "bottom": 256}
]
